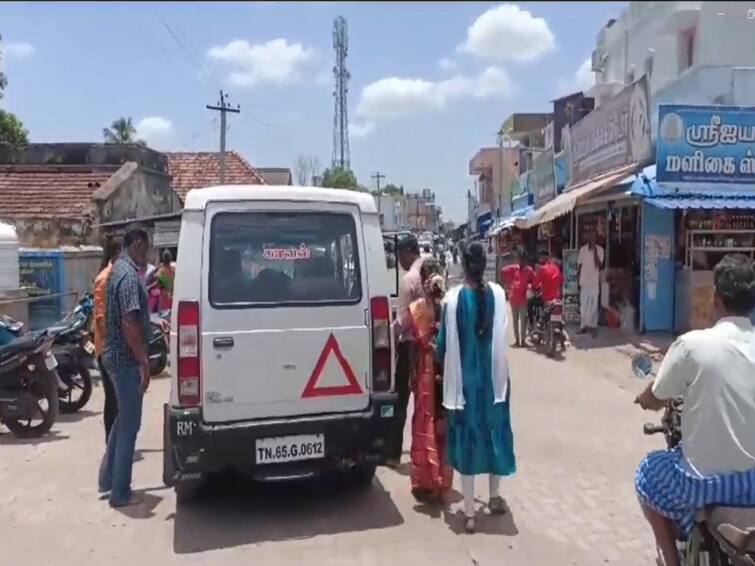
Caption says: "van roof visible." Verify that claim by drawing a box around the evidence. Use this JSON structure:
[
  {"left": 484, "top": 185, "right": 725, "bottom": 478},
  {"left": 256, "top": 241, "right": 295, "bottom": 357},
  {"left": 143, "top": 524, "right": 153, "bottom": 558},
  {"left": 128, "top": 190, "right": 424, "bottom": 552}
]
[{"left": 183, "top": 185, "right": 378, "bottom": 214}]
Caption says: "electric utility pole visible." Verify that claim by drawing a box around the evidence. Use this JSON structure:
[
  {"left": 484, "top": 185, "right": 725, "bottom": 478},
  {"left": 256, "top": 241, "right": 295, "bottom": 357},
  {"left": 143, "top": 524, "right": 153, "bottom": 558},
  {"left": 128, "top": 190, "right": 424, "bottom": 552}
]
[
  {"left": 372, "top": 171, "right": 385, "bottom": 215},
  {"left": 206, "top": 90, "right": 240, "bottom": 184}
]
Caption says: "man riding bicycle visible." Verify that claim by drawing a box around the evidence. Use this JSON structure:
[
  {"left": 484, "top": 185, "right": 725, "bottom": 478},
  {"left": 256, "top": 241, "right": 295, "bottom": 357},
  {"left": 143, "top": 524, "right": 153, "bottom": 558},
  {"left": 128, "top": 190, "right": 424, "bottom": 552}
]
[{"left": 635, "top": 254, "right": 755, "bottom": 566}]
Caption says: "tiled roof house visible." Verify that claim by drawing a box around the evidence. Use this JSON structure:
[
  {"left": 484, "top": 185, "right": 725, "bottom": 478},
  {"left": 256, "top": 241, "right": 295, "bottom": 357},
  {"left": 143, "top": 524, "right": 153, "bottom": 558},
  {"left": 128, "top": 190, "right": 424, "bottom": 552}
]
[
  {"left": 0, "top": 144, "right": 181, "bottom": 247},
  {"left": 166, "top": 151, "right": 266, "bottom": 201},
  {"left": 257, "top": 167, "right": 293, "bottom": 186}
]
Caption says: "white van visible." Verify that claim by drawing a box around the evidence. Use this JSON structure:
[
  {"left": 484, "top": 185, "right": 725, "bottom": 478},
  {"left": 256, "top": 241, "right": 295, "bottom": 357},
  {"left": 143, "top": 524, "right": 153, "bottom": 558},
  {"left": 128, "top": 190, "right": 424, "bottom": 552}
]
[{"left": 163, "top": 185, "right": 398, "bottom": 499}]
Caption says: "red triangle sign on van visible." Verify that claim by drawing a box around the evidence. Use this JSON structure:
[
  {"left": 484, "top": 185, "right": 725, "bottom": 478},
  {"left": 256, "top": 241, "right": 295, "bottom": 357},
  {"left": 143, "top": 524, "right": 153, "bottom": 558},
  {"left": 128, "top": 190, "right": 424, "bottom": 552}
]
[{"left": 301, "top": 333, "right": 363, "bottom": 398}]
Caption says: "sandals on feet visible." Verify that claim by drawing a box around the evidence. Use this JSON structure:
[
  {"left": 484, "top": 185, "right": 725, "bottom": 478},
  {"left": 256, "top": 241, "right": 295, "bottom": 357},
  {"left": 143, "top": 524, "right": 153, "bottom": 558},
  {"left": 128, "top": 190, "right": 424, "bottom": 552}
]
[{"left": 489, "top": 496, "right": 507, "bottom": 515}]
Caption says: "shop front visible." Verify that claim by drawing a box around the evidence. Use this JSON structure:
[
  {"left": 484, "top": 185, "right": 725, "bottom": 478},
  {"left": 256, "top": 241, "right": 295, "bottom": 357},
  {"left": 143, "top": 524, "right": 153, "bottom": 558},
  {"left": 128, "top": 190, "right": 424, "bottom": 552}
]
[
  {"left": 641, "top": 104, "right": 755, "bottom": 332},
  {"left": 574, "top": 181, "right": 643, "bottom": 332}
]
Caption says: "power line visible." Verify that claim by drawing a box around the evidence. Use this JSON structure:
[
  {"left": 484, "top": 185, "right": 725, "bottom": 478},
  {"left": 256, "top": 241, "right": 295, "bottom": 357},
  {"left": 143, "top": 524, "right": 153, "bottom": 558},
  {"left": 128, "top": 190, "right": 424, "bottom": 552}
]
[{"left": 160, "top": 17, "right": 219, "bottom": 84}]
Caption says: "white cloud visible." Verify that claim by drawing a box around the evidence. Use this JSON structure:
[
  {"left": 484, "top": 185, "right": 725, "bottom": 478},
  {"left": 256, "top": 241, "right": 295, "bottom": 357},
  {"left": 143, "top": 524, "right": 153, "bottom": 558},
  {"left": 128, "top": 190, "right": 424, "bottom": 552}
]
[
  {"left": 556, "top": 57, "right": 595, "bottom": 97},
  {"left": 136, "top": 116, "right": 174, "bottom": 149},
  {"left": 349, "top": 121, "right": 375, "bottom": 139},
  {"left": 207, "top": 38, "right": 314, "bottom": 88},
  {"left": 459, "top": 4, "right": 555, "bottom": 63},
  {"left": 476, "top": 67, "right": 512, "bottom": 97},
  {"left": 438, "top": 58, "right": 457, "bottom": 71},
  {"left": 3, "top": 41, "right": 35, "bottom": 61},
  {"left": 574, "top": 57, "right": 595, "bottom": 92},
  {"left": 356, "top": 67, "right": 512, "bottom": 121}
]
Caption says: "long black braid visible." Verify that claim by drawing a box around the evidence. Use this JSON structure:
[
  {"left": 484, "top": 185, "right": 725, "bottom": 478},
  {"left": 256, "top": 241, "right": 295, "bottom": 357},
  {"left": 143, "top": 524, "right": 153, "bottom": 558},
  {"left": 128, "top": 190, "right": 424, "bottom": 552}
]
[{"left": 462, "top": 242, "right": 490, "bottom": 337}]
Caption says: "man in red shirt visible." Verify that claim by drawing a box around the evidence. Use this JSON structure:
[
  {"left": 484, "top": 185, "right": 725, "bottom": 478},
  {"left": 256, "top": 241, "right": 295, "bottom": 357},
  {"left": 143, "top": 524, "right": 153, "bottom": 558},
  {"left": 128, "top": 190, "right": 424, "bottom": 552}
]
[
  {"left": 534, "top": 252, "right": 564, "bottom": 304},
  {"left": 500, "top": 250, "right": 535, "bottom": 347}
]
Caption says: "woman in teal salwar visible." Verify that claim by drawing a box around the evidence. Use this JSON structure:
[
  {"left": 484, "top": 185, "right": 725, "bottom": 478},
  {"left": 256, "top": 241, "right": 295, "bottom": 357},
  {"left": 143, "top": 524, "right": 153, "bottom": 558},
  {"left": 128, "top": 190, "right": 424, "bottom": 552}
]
[{"left": 437, "top": 242, "right": 516, "bottom": 533}]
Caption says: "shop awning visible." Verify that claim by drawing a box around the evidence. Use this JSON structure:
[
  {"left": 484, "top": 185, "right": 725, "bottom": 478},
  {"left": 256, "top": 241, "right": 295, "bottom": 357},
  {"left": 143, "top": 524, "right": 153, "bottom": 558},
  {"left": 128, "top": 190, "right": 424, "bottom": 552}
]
[
  {"left": 490, "top": 205, "right": 534, "bottom": 236},
  {"left": 515, "top": 163, "right": 641, "bottom": 229},
  {"left": 645, "top": 194, "right": 755, "bottom": 210}
]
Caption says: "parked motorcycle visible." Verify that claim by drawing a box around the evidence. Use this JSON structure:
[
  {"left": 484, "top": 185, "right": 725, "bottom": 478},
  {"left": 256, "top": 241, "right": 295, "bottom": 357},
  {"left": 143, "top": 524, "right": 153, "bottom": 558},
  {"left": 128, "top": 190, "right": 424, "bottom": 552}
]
[
  {"left": 0, "top": 294, "right": 95, "bottom": 414},
  {"left": 149, "top": 311, "right": 170, "bottom": 377},
  {"left": 632, "top": 354, "right": 755, "bottom": 566},
  {"left": 0, "top": 331, "right": 61, "bottom": 438},
  {"left": 528, "top": 293, "right": 566, "bottom": 357}
]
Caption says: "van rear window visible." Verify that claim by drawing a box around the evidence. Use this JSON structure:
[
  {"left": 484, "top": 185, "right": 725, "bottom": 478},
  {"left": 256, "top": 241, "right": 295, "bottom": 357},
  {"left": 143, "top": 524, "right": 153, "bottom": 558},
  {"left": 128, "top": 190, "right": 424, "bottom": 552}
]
[{"left": 209, "top": 212, "right": 362, "bottom": 306}]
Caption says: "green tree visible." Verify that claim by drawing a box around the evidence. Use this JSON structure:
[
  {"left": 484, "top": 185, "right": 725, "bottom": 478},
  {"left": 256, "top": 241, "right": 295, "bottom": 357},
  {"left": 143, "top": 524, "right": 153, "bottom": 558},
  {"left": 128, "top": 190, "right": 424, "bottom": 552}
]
[
  {"left": 0, "top": 37, "right": 28, "bottom": 149},
  {"left": 0, "top": 110, "right": 29, "bottom": 148},
  {"left": 102, "top": 117, "right": 145, "bottom": 145},
  {"left": 321, "top": 166, "right": 359, "bottom": 190},
  {"left": 380, "top": 183, "right": 403, "bottom": 196}
]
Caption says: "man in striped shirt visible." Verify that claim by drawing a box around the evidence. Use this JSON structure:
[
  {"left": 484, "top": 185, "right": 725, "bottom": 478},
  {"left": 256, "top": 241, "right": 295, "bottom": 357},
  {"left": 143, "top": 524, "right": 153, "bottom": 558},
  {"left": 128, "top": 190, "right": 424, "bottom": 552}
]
[{"left": 635, "top": 254, "right": 755, "bottom": 566}]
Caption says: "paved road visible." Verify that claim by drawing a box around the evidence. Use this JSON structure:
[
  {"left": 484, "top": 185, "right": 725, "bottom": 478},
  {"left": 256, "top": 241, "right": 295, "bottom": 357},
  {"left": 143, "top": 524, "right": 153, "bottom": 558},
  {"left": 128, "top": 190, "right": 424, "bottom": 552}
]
[{"left": 0, "top": 282, "right": 663, "bottom": 565}]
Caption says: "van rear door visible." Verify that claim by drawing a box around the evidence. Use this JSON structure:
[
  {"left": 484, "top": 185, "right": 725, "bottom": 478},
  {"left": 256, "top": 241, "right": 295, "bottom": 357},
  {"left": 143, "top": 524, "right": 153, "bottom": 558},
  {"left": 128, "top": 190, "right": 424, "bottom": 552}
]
[{"left": 200, "top": 201, "right": 370, "bottom": 423}]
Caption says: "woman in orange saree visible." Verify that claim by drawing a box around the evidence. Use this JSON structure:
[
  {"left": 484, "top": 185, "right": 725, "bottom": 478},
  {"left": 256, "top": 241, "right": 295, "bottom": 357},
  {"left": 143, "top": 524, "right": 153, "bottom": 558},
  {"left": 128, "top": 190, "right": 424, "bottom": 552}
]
[{"left": 409, "top": 269, "right": 453, "bottom": 502}]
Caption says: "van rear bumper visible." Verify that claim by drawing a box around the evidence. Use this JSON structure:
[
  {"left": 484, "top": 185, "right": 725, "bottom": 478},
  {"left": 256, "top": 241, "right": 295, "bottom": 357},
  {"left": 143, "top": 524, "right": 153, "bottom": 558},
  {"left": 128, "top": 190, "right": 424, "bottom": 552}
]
[{"left": 164, "top": 393, "right": 398, "bottom": 484}]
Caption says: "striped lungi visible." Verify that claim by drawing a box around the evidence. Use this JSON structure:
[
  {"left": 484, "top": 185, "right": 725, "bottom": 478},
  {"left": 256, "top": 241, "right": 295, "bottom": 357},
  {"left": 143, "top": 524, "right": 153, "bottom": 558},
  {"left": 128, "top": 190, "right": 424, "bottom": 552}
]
[{"left": 635, "top": 447, "right": 755, "bottom": 536}]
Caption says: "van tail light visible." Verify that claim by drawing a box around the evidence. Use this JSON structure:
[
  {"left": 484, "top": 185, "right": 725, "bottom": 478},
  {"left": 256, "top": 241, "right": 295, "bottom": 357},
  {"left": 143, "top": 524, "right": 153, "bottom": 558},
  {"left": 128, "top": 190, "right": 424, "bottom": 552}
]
[
  {"left": 177, "top": 301, "right": 201, "bottom": 407},
  {"left": 370, "top": 297, "right": 392, "bottom": 393}
]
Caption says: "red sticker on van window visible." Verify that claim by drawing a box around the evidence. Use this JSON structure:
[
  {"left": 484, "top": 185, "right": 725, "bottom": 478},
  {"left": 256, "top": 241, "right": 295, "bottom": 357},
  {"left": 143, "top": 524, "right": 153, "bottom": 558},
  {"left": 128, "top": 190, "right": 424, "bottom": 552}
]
[{"left": 263, "top": 244, "right": 312, "bottom": 261}]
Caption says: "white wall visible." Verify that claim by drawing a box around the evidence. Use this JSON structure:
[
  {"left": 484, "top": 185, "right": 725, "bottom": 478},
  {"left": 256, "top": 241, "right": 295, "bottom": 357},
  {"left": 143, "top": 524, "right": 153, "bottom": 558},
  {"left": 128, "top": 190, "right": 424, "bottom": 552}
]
[{"left": 592, "top": 1, "right": 755, "bottom": 102}]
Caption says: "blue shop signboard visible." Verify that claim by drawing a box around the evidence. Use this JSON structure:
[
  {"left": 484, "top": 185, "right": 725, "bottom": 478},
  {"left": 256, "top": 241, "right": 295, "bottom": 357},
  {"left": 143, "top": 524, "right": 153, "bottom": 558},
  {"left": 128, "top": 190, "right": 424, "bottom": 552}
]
[
  {"left": 657, "top": 104, "right": 755, "bottom": 185},
  {"left": 19, "top": 251, "right": 65, "bottom": 330}
]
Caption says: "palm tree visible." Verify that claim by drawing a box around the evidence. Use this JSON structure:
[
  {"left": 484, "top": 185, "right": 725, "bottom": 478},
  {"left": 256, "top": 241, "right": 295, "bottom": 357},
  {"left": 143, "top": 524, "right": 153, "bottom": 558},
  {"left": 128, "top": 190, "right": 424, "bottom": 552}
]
[{"left": 102, "top": 117, "right": 145, "bottom": 145}]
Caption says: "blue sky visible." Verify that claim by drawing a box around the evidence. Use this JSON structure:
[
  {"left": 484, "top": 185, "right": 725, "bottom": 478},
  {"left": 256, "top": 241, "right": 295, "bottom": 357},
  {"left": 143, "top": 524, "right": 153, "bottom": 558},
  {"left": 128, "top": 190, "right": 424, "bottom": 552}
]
[{"left": 0, "top": 1, "right": 626, "bottom": 223}]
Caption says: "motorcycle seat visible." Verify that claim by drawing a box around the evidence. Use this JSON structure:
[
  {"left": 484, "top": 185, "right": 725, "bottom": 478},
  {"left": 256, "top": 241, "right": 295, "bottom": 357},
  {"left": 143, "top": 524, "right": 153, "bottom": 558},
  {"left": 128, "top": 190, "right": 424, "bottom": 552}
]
[
  {"left": 706, "top": 506, "right": 755, "bottom": 553},
  {"left": 47, "top": 324, "right": 70, "bottom": 335},
  {"left": 0, "top": 330, "right": 48, "bottom": 359}
]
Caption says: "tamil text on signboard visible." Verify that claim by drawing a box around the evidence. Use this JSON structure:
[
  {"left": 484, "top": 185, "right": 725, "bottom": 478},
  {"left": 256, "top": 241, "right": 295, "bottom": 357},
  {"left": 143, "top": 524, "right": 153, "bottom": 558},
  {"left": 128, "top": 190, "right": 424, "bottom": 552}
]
[
  {"left": 19, "top": 254, "right": 64, "bottom": 330},
  {"left": 568, "top": 76, "right": 651, "bottom": 187},
  {"left": 561, "top": 249, "right": 580, "bottom": 323},
  {"left": 656, "top": 104, "right": 755, "bottom": 185}
]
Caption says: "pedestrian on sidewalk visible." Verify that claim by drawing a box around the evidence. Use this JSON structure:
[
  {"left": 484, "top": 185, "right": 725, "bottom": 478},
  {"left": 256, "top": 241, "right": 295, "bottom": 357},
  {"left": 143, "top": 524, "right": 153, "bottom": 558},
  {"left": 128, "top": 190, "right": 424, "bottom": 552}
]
[
  {"left": 388, "top": 233, "right": 425, "bottom": 469},
  {"left": 408, "top": 263, "right": 452, "bottom": 503},
  {"left": 437, "top": 242, "right": 516, "bottom": 533},
  {"left": 93, "top": 239, "right": 122, "bottom": 444},
  {"left": 500, "top": 249, "right": 534, "bottom": 347},
  {"left": 577, "top": 231, "right": 604, "bottom": 337},
  {"left": 98, "top": 225, "right": 152, "bottom": 508}
]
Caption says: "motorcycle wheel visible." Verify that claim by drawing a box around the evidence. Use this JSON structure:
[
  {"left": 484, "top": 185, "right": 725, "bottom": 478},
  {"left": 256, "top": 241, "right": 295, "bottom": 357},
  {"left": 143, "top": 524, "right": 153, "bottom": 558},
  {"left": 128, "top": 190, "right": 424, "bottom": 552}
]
[
  {"left": 151, "top": 353, "right": 168, "bottom": 377},
  {"left": 4, "top": 369, "right": 60, "bottom": 438},
  {"left": 546, "top": 326, "right": 556, "bottom": 358},
  {"left": 58, "top": 364, "right": 93, "bottom": 414}
]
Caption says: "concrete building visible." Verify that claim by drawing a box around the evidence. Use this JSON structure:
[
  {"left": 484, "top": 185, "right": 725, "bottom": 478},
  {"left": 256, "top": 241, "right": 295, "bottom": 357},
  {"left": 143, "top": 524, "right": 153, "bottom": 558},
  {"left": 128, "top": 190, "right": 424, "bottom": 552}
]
[
  {"left": 0, "top": 143, "right": 182, "bottom": 247},
  {"left": 405, "top": 190, "right": 439, "bottom": 232},
  {"left": 589, "top": 1, "right": 755, "bottom": 134},
  {"left": 374, "top": 193, "right": 405, "bottom": 232},
  {"left": 469, "top": 148, "right": 502, "bottom": 216}
]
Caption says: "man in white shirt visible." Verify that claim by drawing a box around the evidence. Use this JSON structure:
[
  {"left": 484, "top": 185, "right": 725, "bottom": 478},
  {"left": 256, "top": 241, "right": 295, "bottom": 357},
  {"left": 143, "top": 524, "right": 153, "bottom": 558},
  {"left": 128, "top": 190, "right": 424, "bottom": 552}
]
[
  {"left": 387, "top": 234, "right": 424, "bottom": 468},
  {"left": 635, "top": 254, "right": 755, "bottom": 566},
  {"left": 577, "top": 231, "right": 604, "bottom": 336}
]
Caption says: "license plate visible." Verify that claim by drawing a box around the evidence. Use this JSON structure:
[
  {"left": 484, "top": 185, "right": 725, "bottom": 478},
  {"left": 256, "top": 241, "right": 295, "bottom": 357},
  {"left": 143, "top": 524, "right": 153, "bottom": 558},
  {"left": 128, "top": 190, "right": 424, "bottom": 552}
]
[
  {"left": 83, "top": 341, "right": 95, "bottom": 355},
  {"left": 550, "top": 314, "right": 563, "bottom": 322},
  {"left": 255, "top": 434, "right": 325, "bottom": 464},
  {"left": 45, "top": 354, "right": 58, "bottom": 370}
]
